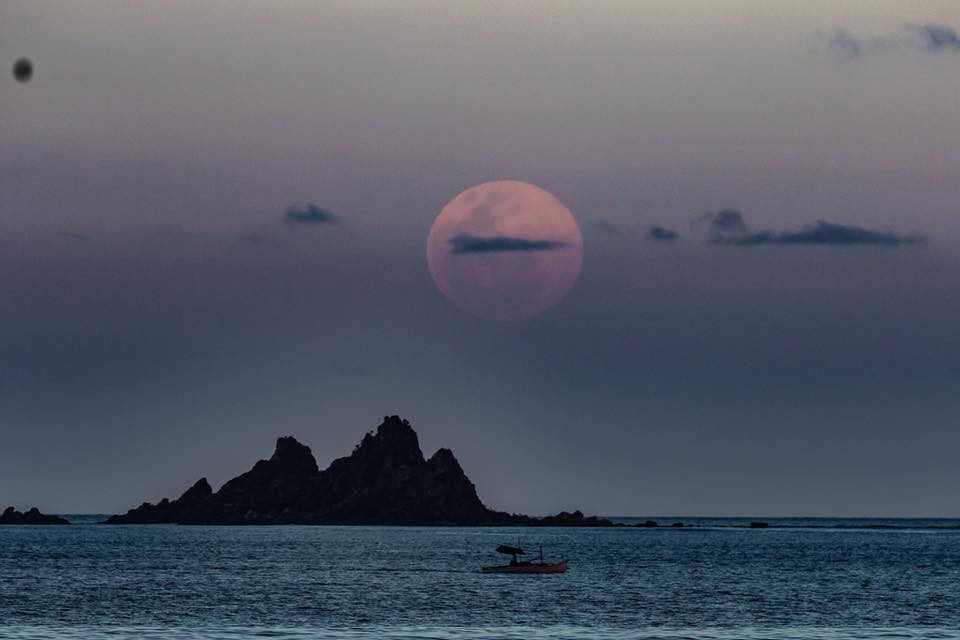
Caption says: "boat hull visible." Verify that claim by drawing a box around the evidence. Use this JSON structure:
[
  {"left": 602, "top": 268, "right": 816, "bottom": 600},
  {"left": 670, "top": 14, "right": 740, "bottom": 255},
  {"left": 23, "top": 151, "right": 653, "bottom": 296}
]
[{"left": 481, "top": 561, "right": 568, "bottom": 574}]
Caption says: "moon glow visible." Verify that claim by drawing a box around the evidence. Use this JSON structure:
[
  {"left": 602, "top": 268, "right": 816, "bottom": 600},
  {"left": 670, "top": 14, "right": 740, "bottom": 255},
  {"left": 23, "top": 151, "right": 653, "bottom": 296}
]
[{"left": 427, "top": 180, "right": 583, "bottom": 321}]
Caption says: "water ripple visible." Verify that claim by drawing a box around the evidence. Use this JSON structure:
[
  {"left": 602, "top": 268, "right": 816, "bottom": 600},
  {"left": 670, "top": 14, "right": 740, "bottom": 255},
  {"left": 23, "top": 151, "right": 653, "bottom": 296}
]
[{"left": 2, "top": 523, "right": 960, "bottom": 635}]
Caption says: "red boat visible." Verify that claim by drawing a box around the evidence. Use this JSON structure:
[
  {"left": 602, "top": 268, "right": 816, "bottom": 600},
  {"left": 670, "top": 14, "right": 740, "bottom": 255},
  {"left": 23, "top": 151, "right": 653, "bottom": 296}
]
[{"left": 482, "top": 544, "right": 568, "bottom": 574}]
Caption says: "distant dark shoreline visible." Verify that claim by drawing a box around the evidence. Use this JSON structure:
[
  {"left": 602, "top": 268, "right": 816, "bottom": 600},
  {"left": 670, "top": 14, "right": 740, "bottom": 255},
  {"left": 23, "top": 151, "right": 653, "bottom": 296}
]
[{"left": 38, "top": 514, "right": 960, "bottom": 531}]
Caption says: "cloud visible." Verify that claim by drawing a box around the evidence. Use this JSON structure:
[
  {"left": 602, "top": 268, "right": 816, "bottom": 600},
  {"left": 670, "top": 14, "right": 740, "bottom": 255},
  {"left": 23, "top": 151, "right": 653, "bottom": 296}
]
[
  {"left": 449, "top": 233, "right": 569, "bottom": 254},
  {"left": 821, "top": 23, "right": 960, "bottom": 60},
  {"left": 905, "top": 23, "right": 960, "bottom": 51},
  {"left": 284, "top": 204, "right": 337, "bottom": 225},
  {"left": 720, "top": 222, "right": 926, "bottom": 247},
  {"left": 823, "top": 29, "right": 865, "bottom": 60},
  {"left": 647, "top": 226, "right": 679, "bottom": 242},
  {"left": 696, "top": 210, "right": 747, "bottom": 236},
  {"left": 698, "top": 210, "right": 926, "bottom": 248},
  {"left": 820, "top": 29, "right": 896, "bottom": 60}
]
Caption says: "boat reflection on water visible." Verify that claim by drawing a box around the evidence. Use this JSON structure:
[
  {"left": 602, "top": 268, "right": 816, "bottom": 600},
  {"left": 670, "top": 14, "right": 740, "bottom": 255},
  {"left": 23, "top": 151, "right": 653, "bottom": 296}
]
[{"left": 481, "top": 544, "right": 568, "bottom": 574}]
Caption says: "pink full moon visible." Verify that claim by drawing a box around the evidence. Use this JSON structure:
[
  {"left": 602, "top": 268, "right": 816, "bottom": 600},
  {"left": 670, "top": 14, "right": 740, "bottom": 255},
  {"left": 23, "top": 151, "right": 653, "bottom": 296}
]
[{"left": 426, "top": 180, "right": 583, "bottom": 321}]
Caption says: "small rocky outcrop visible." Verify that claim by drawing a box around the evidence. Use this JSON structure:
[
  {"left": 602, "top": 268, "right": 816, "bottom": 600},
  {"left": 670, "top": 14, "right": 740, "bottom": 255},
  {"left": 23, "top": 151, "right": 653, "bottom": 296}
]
[
  {"left": 104, "top": 478, "right": 212, "bottom": 524},
  {"left": 105, "top": 415, "right": 615, "bottom": 527},
  {"left": 534, "top": 510, "right": 616, "bottom": 527},
  {"left": 1, "top": 507, "right": 69, "bottom": 525}
]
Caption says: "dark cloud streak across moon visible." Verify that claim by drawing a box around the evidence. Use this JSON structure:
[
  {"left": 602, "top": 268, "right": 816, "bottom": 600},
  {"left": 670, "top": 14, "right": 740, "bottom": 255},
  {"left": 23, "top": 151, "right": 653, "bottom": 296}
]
[{"left": 449, "top": 233, "right": 569, "bottom": 255}]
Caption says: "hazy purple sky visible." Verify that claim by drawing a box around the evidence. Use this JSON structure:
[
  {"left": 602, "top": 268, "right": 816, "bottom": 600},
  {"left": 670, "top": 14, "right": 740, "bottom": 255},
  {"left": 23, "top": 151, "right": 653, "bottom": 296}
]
[{"left": 2, "top": 1, "right": 960, "bottom": 516}]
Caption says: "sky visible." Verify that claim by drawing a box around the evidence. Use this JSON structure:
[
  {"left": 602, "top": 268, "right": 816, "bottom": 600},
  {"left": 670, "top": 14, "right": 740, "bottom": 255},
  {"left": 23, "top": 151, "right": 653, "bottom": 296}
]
[{"left": 2, "top": 1, "right": 960, "bottom": 517}]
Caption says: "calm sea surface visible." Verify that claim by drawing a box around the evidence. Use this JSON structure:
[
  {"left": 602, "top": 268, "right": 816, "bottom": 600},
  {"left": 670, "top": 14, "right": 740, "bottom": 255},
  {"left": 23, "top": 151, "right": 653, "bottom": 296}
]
[{"left": 2, "top": 517, "right": 959, "bottom": 639}]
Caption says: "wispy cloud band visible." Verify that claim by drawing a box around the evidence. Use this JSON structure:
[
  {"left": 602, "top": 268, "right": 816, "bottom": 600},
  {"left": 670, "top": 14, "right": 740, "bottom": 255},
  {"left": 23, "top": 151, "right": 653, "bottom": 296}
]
[
  {"left": 822, "top": 22, "right": 960, "bottom": 60},
  {"left": 698, "top": 210, "right": 925, "bottom": 248}
]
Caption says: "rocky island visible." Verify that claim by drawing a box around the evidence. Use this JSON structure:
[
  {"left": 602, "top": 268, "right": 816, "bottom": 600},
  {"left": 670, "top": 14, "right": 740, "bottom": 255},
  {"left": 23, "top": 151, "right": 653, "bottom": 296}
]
[
  {"left": 105, "top": 415, "right": 617, "bottom": 526},
  {"left": 1, "top": 507, "right": 69, "bottom": 525}
]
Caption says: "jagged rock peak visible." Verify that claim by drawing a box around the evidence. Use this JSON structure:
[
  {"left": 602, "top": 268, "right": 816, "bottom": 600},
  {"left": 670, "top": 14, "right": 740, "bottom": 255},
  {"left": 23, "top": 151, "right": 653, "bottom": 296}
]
[
  {"left": 353, "top": 415, "right": 424, "bottom": 467},
  {"left": 177, "top": 478, "right": 212, "bottom": 502},
  {"left": 377, "top": 414, "right": 415, "bottom": 436},
  {"left": 428, "top": 447, "right": 462, "bottom": 470},
  {"left": 270, "top": 436, "right": 319, "bottom": 474}
]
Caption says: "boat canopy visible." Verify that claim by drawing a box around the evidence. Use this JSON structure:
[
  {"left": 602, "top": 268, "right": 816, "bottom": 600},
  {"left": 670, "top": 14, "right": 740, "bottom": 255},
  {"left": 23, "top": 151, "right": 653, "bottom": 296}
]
[{"left": 496, "top": 544, "right": 525, "bottom": 555}]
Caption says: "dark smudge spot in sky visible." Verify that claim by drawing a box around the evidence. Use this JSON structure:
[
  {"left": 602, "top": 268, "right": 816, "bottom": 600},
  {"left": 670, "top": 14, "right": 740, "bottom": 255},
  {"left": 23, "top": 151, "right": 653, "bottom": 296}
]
[
  {"left": 12, "top": 58, "right": 33, "bottom": 82},
  {"left": 647, "top": 226, "right": 680, "bottom": 242},
  {"left": 285, "top": 204, "right": 337, "bottom": 226}
]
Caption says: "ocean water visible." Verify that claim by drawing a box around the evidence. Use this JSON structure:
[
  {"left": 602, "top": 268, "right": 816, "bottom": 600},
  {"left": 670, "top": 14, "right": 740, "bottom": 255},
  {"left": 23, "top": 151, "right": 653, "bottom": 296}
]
[{"left": 2, "top": 518, "right": 959, "bottom": 639}]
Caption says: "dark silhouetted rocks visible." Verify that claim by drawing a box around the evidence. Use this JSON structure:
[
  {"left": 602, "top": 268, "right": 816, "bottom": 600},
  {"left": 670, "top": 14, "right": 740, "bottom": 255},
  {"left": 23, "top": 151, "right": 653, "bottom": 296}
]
[
  {"left": 1, "top": 507, "right": 69, "bottom": 525},
  {"left": 750, "top": 521, "right": 769, "bottom": 528},
  {"left": 636, "top": 520, "right": 658, "bottom": 527},
  {"left": 105, "top": 415, "right": 615, "bottom": 527},
  {"left": 532, "top": 510, "right": 616, "bottom": 527}
]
